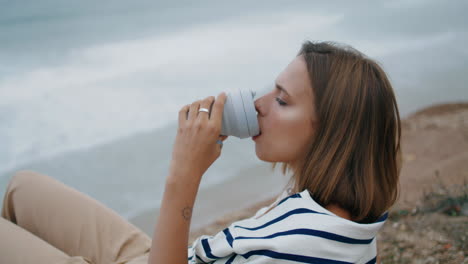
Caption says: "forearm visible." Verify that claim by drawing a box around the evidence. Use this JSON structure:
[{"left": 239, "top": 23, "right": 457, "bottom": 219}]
[{"left": 148, "top": 171, "right": 201, "bottom": 264}]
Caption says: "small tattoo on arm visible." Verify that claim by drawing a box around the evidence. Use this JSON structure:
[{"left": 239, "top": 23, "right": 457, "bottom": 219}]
[{"left": 182, "top": 206, "right": 192, "bottom": 220}]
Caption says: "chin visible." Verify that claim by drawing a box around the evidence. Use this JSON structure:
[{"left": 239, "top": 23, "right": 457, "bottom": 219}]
[
  {"left": 255, "top": 146, "right": 279, "bottom": 162},
  {"left": 254, "top": 146, "right": 269, "bottom": 161}
]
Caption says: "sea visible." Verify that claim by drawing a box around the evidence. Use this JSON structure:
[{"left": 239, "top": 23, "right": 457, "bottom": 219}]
[{"left": 1, "top": 0, "right": 467, "bottom": 221}]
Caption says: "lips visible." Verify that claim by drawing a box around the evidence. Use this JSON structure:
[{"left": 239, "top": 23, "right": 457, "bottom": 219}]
[{"left": 252, "top": 131, "right": 262, "bottom": 140}]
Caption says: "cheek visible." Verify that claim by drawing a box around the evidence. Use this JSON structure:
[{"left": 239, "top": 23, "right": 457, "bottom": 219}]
[
  {"left": 271, "top": 109, "right": 312, "bottom": 150},
  {"left": 284, "top": 111, "right": 313, "bottom": 146},
  {"left": 278, "top": 108, "right": 310, "bottom": 133}
]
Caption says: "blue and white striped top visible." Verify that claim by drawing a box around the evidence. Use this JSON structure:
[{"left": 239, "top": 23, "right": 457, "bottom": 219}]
[{"left": 187, "top": 188, "right": 387, "bottom": 264}]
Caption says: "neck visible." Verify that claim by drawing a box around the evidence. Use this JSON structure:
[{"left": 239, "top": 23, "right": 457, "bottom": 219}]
[{"left": 325, "top": 204, "right": 352, "bottom": 221}]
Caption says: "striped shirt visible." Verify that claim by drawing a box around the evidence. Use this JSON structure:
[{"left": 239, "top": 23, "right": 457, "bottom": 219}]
[{"left": 187, "top": 188, "right": 387, "bottom": 264}]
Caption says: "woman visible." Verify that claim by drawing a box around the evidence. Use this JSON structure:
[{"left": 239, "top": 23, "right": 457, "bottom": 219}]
[{"left": 0, "top": 40, "right": 401, "bottom": 264}]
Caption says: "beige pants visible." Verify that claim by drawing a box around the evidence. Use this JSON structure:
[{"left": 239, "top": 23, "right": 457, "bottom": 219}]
[{"left": 0, "top": 170, "right": 152, "bottom": 264}]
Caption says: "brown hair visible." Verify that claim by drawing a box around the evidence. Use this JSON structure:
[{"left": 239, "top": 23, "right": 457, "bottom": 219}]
[{"left": 273, "top": 41, "right": 402, "bottom": 223}]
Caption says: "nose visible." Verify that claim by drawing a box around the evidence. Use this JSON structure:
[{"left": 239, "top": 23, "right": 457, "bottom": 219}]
[
  {"left": 253, "top": 83, "right": 272, "bottom": 117},
  {"left": 255, "top": 93, "right": 273, "bottom": 117},
  {"left": 254, "top": 97, "right": 262, "bottom": 116}
]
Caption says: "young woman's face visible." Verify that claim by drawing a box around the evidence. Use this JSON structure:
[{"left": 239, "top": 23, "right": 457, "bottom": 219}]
[{"left": 252, "top": 55, "right": 317, "bottom": 166}]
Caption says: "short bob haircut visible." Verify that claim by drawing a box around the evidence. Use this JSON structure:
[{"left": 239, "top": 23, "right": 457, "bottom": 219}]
[{"left": 273, "top": 41, "right": 402, "bottom": 223}]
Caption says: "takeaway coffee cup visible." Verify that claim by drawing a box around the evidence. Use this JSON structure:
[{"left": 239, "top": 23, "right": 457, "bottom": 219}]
[
  {"left": 220, "top": 86, "right": 270, "bottom": 139},
  {"left": 186, "top": 85, "right": 270, "bottom": 139}
]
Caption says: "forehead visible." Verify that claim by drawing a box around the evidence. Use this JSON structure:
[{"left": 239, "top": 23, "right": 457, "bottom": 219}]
[{"left": 275, "top": 56, "right": 312, "bottom": 100}]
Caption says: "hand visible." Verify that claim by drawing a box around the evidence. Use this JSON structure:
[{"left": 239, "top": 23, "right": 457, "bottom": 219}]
[{"left": 169, "top": 92, "right": 228, "bottom": 182}]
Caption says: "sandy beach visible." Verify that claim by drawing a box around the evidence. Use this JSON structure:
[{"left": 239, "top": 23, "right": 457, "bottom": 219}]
[{"left": 128, "top": 101, "right": 468, "bottom": 262}]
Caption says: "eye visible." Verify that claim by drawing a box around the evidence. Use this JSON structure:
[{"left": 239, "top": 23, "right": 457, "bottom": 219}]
[{"left": 275, "top": 97, "right": 287, "bottom": 106}]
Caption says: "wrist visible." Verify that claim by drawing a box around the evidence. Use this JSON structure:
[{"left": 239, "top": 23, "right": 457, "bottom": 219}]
[
  {"left": 164, "top": 172, "right": 201, "bottom": 202},
  {"left": 166, "top": 167, "right": 203, "bottom": 186},
  {"left": 169, "top": 161, "right": 204, "bottom": 180}
]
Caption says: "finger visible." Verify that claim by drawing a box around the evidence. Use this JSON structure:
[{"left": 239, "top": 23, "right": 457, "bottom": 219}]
[
  {"left": 216, "top": 138, "right": 224, "bottom": 149},
  {"left": 188, "top": 100, "right": 201, "bottom": 120},
  {"left": 178, "top": 104, "right": 190, "bottom": 124},
  {"left": 197, "top": 96, "right": 215, "bottom": 122},
  {"left": 209, "top": 92, "right": 227, "bottom": 128}
]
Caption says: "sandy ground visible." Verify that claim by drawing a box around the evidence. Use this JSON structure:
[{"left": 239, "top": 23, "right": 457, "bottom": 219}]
[
  {"left": 186, "top": 102, "right": 468, "bottom": 263},
  {"left": 396, "top": 102, "right": 468, "bottom": 211}
]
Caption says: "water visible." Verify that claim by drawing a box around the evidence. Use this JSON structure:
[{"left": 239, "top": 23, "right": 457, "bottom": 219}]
[{"left": 1, "top": 0, "right": 468, "bottom": 220}]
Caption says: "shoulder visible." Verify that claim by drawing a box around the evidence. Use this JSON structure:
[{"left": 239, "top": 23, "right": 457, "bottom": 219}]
[
  {"left": 226, "top": 189, "right": 380, "bottom": 263},
  {"left": 236, "top": 189, "right": 344, "bottom": 233},
  {"left": 190, "top": 189, "right": 384, "bottom": 263},
  {"left": 232, "top": 188, "right": 387, "bottom": 248}
]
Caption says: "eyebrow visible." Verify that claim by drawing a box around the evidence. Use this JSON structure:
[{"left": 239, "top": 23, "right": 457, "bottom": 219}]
[{"left": 275, "top": 83, "right": 291, "bottom": 97}]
